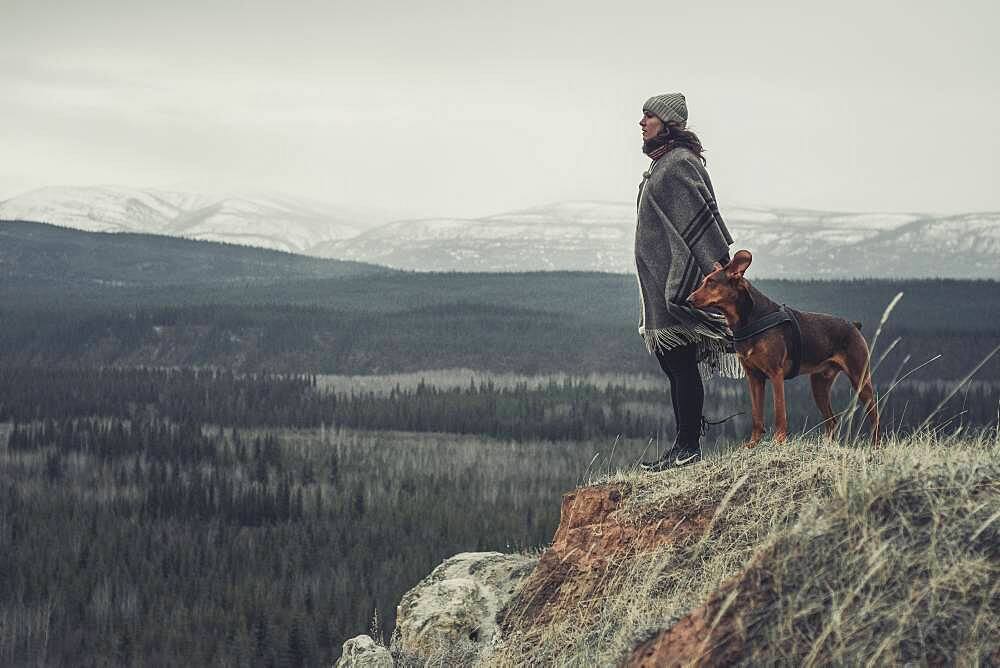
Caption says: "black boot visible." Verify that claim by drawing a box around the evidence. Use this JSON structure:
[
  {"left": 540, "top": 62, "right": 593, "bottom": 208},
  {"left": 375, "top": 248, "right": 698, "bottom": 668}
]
[
  {"left": 639, "top": 434, "right": 697, "bottom": 473},
  {"left": 640, "top": 424, "right": 705, "bottom": 473},
  {"left": 669, "top": 416, "right": 705, "bottom": 469},
  {"left": 671, "top": 414, "right": 741, "bottom": 467},
  {"left": 639, "top": 434, "right": 681, "bottom": 473},
  {"left": 641, "top": 414, "right": 742, "bottom": 473},
  {"left": 639, "top": 453, "right": 673, "bottom": 473},
  {"left": 668, "top": 437, "right": 702, "bottom": 468}
]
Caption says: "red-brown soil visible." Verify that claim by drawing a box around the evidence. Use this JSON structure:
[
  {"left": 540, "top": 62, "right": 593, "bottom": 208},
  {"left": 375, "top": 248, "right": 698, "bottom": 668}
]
[
  {"left": 625, "top": 552, "right": 776, "bottom": 667},
  {"left": 497, "top": 483, "right": 715, "bottom": 638}
]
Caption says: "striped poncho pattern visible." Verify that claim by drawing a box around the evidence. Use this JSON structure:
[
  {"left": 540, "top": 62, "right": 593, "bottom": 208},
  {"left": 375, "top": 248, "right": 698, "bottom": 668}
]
[{"left": 634, "top": 147, "right": 744, "bottom": 379}]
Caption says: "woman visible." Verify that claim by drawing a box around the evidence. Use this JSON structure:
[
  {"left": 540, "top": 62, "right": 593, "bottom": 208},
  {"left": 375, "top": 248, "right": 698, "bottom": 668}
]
[{"left": 634, "top": 92, "right": 741, "bottom": 472}]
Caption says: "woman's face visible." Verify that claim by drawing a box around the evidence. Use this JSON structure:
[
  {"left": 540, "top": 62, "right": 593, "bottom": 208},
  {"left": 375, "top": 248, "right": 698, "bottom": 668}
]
[{"left": 639, "top": 111, "right": 664, "bottom": 141}]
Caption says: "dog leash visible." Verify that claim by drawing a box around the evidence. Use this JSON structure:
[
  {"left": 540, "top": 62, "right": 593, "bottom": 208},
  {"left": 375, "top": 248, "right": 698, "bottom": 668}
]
[{"left": 700, "top": 411, "right": 745, "bottom": 435}]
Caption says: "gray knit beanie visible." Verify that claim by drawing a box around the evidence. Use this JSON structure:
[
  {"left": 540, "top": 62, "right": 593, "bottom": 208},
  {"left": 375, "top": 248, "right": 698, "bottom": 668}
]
[{"left": 643, "top": 93, "right": 688, "bottom": 128}]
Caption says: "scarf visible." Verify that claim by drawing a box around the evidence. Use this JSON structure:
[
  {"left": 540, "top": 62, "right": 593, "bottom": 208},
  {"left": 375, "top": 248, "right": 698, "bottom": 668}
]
[
  {"left": 634, "top": 147, "right": 744, "bottom": 379},
  {"left": 642, "top": 133, "right": 672, "bottom": 161}
]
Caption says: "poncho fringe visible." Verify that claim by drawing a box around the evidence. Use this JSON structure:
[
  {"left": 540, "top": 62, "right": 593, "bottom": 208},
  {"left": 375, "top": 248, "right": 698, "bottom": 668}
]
[{"left": 640, "top": 326, "right": 745, "bottom": 380}]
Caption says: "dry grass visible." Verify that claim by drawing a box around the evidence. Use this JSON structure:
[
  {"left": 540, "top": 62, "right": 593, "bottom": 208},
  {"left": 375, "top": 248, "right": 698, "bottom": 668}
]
[{"left": 488, "top": 428, "right": 1000, "bottom": 666}]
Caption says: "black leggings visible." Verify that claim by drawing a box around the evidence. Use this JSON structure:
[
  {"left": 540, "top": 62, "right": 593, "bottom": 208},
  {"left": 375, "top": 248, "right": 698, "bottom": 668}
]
[{"left": 655, "top": 342, "right": 704, "bottom": 441}]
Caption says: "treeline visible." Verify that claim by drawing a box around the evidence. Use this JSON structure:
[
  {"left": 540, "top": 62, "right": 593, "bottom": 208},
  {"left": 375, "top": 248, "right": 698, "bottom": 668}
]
[
  {"left": 2, "top": 275, "right": 999, "bottom": 380},
  {"left": 0, "top": 366, "right": 675, "bottom": 440},
  {"left": 0, "top": 415, "right": 574, "bottom": 666},
  {"left": 2, "top": 367, "right": 997, "bottom": 440},
  {"left": 323, "top": 377, "right": 1000, "bottom": 439},
  {"left": 4, "top": 245, "right": 999, "bottom": 335},
  {"left": 0, "top": 367, "right": 320, "bottom": 426}
]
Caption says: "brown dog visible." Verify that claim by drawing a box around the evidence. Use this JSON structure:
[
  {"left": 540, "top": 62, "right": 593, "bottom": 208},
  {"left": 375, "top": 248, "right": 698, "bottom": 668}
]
[{"left": 687, "top": 249, "right": 879, "bottom": 447}]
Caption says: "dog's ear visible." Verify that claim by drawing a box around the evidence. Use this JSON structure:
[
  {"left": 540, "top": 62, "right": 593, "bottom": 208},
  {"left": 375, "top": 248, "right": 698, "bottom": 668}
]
[{"left": 726, "top": 249, "right": 752, "bottom": 280}]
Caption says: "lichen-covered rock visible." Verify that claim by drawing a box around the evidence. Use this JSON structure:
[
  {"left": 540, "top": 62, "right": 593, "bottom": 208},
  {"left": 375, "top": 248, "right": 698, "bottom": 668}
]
[
  {"left": 334, "top": 634, "right": 393, "bottom": 668},
  {"left": 393, "top": 551, "right": 537, "bottom": 660}
]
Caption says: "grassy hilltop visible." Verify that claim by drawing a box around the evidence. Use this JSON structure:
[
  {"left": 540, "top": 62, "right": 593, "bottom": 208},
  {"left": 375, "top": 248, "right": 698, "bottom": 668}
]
[{"left": 488, "top": 432, "right": 1000, "bottom": 666}]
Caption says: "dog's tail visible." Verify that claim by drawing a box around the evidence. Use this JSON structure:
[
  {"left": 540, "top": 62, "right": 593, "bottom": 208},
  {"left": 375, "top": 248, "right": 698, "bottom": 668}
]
[{"left": 853, "top": 321, "right": 863, "bottom": 331}]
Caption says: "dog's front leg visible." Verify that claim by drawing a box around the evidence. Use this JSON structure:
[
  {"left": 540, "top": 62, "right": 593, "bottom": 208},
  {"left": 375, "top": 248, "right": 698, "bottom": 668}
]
[
  {"left": 744, "top": 370, "right": 766, "bottom": 448},
  {"left": 770, "top": 372, "right": 788, "bottom": 443}
]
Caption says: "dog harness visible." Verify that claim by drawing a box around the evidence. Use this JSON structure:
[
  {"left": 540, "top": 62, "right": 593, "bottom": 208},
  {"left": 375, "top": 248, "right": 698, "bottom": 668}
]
[{"left": 731, "top": 305, "right": 803, "bottom": 379}]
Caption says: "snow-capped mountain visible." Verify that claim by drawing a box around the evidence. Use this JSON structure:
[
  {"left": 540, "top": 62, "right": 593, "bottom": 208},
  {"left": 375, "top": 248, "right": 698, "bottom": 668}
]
[
  {"left": 316, "top": 202, "right": 1000, "bottom": 279},
  {"left": 729, "top": 209, "right": 1000, "bottom": 278},
  {"left": 0, "top": 186, "right": 387, "bottom": 254},
  {"left": 308, "top": 201, "right": 632, "bottom": 273},
  {"left": 3, "top": 187, "right": 997, "bottom": 278}
]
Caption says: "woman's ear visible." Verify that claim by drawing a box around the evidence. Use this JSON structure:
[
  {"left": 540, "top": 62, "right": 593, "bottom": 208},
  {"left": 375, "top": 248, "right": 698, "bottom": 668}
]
[{"left": 726, "top": 249, "right": 753, "bottom": 280}]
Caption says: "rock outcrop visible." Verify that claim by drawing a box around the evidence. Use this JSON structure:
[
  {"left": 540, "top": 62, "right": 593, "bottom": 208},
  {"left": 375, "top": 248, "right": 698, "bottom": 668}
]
[
  {"left": 392, "top": 551, "right": 537, "bottom": 661},
  {"left": 334, "top": 634, "right": 393, "bottom": 668}
]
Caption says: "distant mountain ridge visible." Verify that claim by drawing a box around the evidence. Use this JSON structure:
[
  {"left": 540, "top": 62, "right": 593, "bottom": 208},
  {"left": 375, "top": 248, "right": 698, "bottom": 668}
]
[
  {"left": 0, "top": 185, "right": 387, "bottom": 255},
  {"left": 320, "top": 202, "right": 1000, "bottom": 279},
  {"left": 3, "top": 186, "right": 998, "bottom": 278}
]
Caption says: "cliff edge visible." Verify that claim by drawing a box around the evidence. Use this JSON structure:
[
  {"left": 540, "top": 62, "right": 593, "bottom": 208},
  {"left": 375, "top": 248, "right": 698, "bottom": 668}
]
[
  {"left": 344, "top": 435, "right": 999, "bottom": 666},
  {"left": 494, "top": 436, "right": 999, "bottom": 665}
]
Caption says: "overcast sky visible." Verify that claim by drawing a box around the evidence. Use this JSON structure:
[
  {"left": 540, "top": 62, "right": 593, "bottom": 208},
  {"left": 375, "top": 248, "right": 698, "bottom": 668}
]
[{"left": 3, "top": 0, "right": 997, "bottom": 218}]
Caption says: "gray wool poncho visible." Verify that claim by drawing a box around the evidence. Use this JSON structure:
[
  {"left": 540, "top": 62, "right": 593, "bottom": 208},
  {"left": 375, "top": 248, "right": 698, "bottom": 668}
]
[{"left": 634, "top": 147, "right": 744, "bottom": 378}]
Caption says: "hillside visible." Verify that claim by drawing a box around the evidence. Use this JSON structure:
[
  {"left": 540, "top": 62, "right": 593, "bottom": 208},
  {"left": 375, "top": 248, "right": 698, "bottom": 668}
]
[
  {"left": 383, "top": 434, "right": 1000, "bottom": 666},
  {"left": 2, "top": 223, "right": 997, "bottom": 333},
  {"left": 1, "top": 280, "right": 997, "bottom": 383},
  {"left": 0, "top": 220, "right": 388, "bottom": 287},
  {"left": 0, "top": 221, "right": 997, "bottom": 381}
]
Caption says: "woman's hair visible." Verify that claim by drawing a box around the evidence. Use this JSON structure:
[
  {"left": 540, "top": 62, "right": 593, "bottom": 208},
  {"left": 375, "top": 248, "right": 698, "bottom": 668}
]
[{"left": 663, "top": 122, "right": 707, "bottom": 164}]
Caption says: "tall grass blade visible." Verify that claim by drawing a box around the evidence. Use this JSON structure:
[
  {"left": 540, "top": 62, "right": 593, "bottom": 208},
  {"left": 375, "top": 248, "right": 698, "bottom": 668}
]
[
  {"left": 839, "top": 291, "right": 903, "bottom": 443},
  {"left": 916, "top": 344, "right": 1000, "bottom": 433}
]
